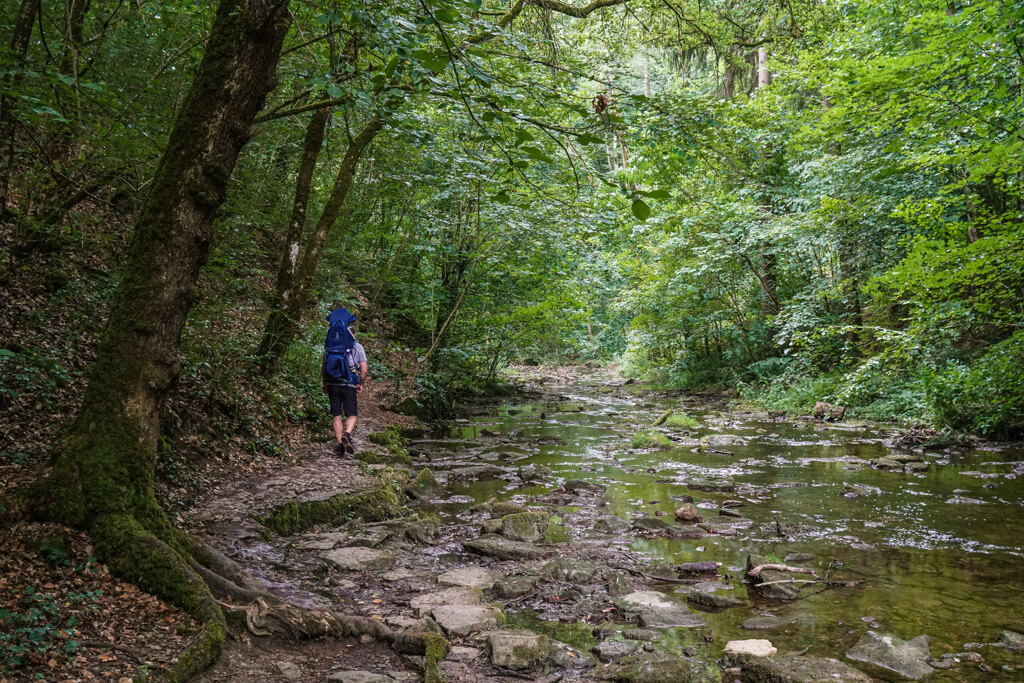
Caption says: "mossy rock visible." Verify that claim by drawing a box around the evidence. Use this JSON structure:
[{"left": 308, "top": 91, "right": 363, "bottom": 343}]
[
  {"left": 261, "top": 481, "right": 404, "bottom": 535},
  {"left": 367, "top": 425, "right": 408, "bottom": 456},
  {"left": 406, "top": 468, "right": 441, "bottom": 501},
  {"left": 632, "top": 431, "right": 673, "bottom": 450},
  {"left": 610, "top": 652, "right": 719, "bottom": 682},
  {"left": 501, "top": 511, "right": 549, "bottom": 542},
  {"left": 665, "top": 414, "right": 699, "bottom": 430},
  {"left": 557, "top": 401, "right": 586, "bottom": 413}
]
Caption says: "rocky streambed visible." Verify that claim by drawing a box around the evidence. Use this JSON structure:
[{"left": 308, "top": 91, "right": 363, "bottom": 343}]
[{"left": 190, "top": 367, "right": 1024, "bottom": 681}]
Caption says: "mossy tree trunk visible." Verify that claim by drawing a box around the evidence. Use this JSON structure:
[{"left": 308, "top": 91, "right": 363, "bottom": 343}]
[
  {"left": 23, "top": 0, "right": 292, "bottom": 678},
  {"left": 257, "top": 116, "right": 384, "bottom": 370}
]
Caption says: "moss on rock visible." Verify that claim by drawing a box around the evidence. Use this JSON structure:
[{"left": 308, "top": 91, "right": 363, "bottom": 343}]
[
  {"left": 406, "top": 468, "right": 440, "bottom": 501},
  {"left": 632, "top": 431, "right": 673, "bottom": 450},
  {"left": 261, "top": 483, "right": 404, "bottom": 536},
  {"left": 500, "top": 511, "right": 549, "bottom": 542}
]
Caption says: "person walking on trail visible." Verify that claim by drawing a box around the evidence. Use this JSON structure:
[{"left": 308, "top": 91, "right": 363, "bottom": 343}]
[{"left": 322, "top": 307, "right": 367, "bottom": 456}]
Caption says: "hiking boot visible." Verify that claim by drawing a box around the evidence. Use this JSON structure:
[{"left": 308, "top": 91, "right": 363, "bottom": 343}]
[
  {"left": 332, "top": 441, "right": 346, "bottom": 457},
  {"left": 341, "top": 432, "right": 355, "bottom": 454}
]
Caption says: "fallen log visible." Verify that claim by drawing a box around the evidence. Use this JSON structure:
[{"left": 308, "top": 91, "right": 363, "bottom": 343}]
[{"left": 676, "top": 561, "right": 722, "bottom": 573}]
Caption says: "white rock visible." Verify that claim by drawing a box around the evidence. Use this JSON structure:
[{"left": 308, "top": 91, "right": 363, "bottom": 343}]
[
  {"left": 438, "top": 566, "right": 499, "bottom": 590},
  {"left": 408, "top": 587, "right": 480, "bottom": 617},
  {"left": 321, "top": 547, "right": 395, "bottom": 572},
  {"left": 431, "top": 604, "right": 501, "bottom": 637},
  {"left": 724, "top": 639, "right": 777, "bottom": 657}
]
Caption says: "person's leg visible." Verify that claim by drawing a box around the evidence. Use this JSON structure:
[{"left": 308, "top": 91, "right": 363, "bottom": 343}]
[
  {"left": 328, "top": 387, "right": 346, "bottom": 455},
  {"left": 340, "top": 387, "right": 359, "bottom": 453}
]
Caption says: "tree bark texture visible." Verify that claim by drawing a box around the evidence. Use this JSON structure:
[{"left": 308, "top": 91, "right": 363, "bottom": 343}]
[
  {"left": 0, "top": 0, "right": 41, "bottom": 218},
  {"left": 258, "top": 116, "right": 384, "bottom": 368},
  {"left": 258, "top": 107, "right": 330, "bottom": 369},
  {"left": 27, "top": 0, "right": 291, "bottom": 678}
]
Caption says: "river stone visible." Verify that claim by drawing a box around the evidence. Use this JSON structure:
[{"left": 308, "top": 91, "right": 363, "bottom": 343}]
[
  {"left": 726, "top": 653, "right": 872, "bottom": 682},
  {"left": 343, "top": 526, "right": 392, "bottom": 548},
  {"left": 494, "top": 575, "right": 537, "bottom": 598},
  {"left": 608, "top": 652, "right": 716, "bottom": 683},
  {"left": 406, "top": 468, "right": 440, "bottom": 501},
  {"left": 593, "top": 640, "right": 638, "bottom": 662},
  {"left": 481, "top": 518, "right": 503, "bottom": 534},
  {"left": 449, "top": 464, "right": 503, "bottom": 480},
  {"left": 607, "top": 571, "right": 634, "bottom": 597},
  {"left": 594, "top": 516, "right": 630, "bottom": 533},
  {"left": 322, "top": 547, "right": 396, "bottom": 572},
  {"left": 725, "top": 639, "right": 777, "bottom": 657},
  {"left": 741, "top": 616, "right": 796, "bottom": 630},
  {"left": 564, "top": 479, "right": 606, "bottom": 493},
  {"left": 675, "top": 503, "right": 699, "bottom": 520},
  {"left": 518, "top": 464, "right": 552, "bottom": 483},
  {"left": 409, "top": 586, "right": 480, "bottom": 617},
  {"left": 614, "top": 591, "right": 707, "bottom": 628},
  {"left": 686, "top": 591, "right": 744, "bottom": 609},
  {"left": 274, "top": 660, "right": 302, "bottom": 681},
  {"left": 501, "top": 511, "right": 549, "bottom": 542},
  {"left": 463, "top": 535, "right": 552, "bottom": 561},
  {"left": 327, "top": 672, "right": 394, "bottom": 683},
  {"left": 747, "top": 554, "right": 803, "bottom": 600},
  {"left": 404, "top": 517, "right": 440, "bottom": 544},
  {"left": 484, "top": 629, "right": 556, "bottom": 670},
  {"left": 846, "top": 631, "right": 935, "bottom": 680},
  {"left": 438, "top": 566, "right": 499, "bottom": 590},
  {"left": 997, "top": 630, "right": 1024, "bottom": 652},
  {"left": 432, "top": 604, "right": 502, "bottom": 637},
  {"left": 381, "top": 568, "right": 417, "bottom": 582},
  {"left": 540, "top": 557, "right": 599, "bottom": 583}
]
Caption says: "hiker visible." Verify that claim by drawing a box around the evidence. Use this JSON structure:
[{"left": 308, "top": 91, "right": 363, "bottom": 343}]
[{"left": 322, "top": 307, "right": 367, "bottom": 455}]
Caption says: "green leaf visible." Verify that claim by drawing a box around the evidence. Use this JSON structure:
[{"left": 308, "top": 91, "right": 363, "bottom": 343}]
[
  {"left": 631, "top": 199, "right": 651, "bottom": 221},
  {"left": 434, "top": 9, "right": 460, "bottom": 23},
  {"left": 642, "top": 189, "right": 670, "bottom": 200}
]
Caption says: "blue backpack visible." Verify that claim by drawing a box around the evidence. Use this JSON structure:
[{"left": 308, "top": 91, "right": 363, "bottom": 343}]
[{"left": 324, "top": 308, "right": 360, "bottom": 385}]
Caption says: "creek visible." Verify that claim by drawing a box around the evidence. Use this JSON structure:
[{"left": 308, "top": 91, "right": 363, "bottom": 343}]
[{"left": 412, "top": 366, "right": 1024, "bottom": 679}]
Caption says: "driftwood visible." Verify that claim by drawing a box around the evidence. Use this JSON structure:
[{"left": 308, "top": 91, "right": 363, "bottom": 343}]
[{"left": 748, "top": 564, "right": 820, "bottom": 579}]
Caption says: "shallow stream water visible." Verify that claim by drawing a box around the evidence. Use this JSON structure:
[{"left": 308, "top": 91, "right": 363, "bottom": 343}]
[{"left": 416, "top": 368, "right": 1024, "bottom": 679}]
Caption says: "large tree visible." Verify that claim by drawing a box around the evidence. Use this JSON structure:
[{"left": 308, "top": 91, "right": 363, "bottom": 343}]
[{"left": 4, "top": 0, "right": 293, "bottom": 677}]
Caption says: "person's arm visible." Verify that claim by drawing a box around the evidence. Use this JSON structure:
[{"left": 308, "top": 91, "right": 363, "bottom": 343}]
[{"left": 356, "top": 361, "right": 368, "bottom": 392}]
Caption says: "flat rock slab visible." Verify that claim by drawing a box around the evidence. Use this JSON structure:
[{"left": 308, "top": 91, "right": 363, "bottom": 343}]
[
  {"left": 614, "top": 591, "right": 707, "bottom": 628},
  {"left": 328, "top": 672, "right": 396, "bottom": 683},
  {"left": 725, "top": 653, "right": 872, "bottom": 682},
  {"left": 438, "top": 566, "right": 500, "bottom": 590},
  {"left": 432, "top": 604, "right": 501, "bottom": 637},
  {"left": 725, "top": 639, "right": 777, "bottom": 657},
  {"left": 321, "top": 547, "right": 396, "bottom": 572},
  {"left": 846, "top": 631, "right": 935, "bottom": 680},
  {"left": 381, "top": 568, "right": 418, "bottom": 582},
  {"left": 409, "top": 587, "right": 481, "bottom": 617},
  {"left": 463, "top": 535, "right": 552, "bottom": 561},
  {"left": 297, "top": 531, "right": 351, "bottom": 550},
  {"left": 448, "top": 646, "right": 483, "bottom": 662}
]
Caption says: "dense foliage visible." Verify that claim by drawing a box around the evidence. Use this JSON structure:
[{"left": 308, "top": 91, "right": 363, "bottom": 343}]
[{"left": 2, "top": 0, "right": 1022, "bottom": 447}]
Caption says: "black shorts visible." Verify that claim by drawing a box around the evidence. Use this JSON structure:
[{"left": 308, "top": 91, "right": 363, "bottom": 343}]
[{"left": 327, "top": 385, "right": 358, "bottom": 418}]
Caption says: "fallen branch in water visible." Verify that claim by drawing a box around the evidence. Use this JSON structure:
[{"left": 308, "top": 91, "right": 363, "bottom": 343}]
[
  {"left": 756, "top": 578, "right": 860, "bottom": 588},
  {"left": 748, "top": 564, "right": 819, "bottom": 578}
]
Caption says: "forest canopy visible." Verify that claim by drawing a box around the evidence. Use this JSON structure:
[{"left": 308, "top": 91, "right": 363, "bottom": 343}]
[{"left": 2, "top": 0, "right": 1022, "bottom": 443}]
